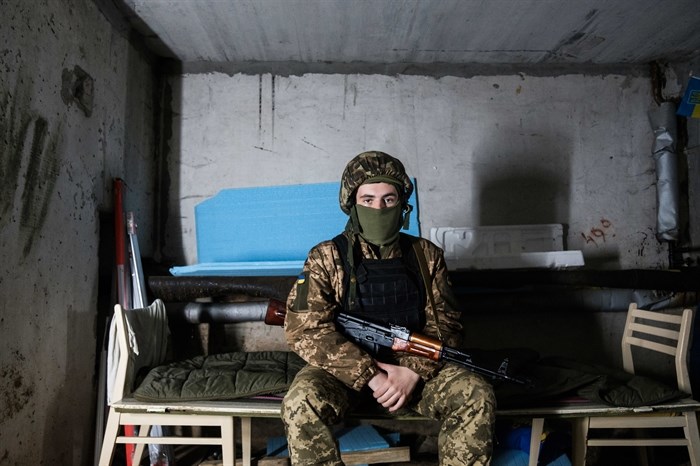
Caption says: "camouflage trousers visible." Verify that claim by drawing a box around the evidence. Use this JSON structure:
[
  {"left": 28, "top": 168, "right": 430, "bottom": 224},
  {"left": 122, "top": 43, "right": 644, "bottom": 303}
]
[{"left": 281, "top": 363, "right": 496, "bottom": 466}]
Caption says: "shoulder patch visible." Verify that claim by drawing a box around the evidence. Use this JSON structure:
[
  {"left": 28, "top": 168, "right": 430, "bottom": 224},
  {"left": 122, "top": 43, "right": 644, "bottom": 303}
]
[{"left": 293, "top": 272, "right": 309, "bottom": 311}]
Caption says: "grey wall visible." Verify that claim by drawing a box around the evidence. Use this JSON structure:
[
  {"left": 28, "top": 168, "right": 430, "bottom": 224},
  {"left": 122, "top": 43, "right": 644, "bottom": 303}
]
[
  {"left": 673, "top": 54, "right": 700, "bottom": 265},
  {"left": 0, "top": 0, "right": 156, "bottom": 464},
  {"left": 1, "top": 0, "right": 698, "bottom": 462},
  {"left": 163, "top": 71, "right": 684, "bottom": 270},
  {"left": 159, "top": 68, "right": 699, "bottom": 371}
]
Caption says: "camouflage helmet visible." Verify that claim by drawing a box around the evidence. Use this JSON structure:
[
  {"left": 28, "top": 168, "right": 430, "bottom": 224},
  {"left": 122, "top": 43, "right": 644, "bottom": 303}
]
[{"left": 339, "top": 151, "right": 414, "bottom": 214}]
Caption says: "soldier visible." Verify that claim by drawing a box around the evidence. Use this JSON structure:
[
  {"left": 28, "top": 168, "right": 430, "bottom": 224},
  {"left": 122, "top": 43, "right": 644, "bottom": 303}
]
[{"left": 282, "top": 151, "right": 495, "bottom": 466}]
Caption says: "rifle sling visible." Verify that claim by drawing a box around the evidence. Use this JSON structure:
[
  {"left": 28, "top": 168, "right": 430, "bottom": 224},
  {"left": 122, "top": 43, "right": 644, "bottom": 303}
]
[{"left": 410, "top": 239, "right": 443, "bottom": 341}]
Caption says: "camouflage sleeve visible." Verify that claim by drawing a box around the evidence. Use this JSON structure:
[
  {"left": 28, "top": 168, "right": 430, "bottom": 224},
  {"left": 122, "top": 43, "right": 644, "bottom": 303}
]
[
  {"left": 393, "top": 238, "right": 464, "bottom": 380},
  {"left": 284, "top": 240, "right": 379, "bottom": 391}
]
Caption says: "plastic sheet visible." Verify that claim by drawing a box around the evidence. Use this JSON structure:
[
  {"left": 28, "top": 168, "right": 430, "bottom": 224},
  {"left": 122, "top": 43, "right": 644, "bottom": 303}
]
[{"left": 649, "top": 102, "right": 680, "bottom": 242}]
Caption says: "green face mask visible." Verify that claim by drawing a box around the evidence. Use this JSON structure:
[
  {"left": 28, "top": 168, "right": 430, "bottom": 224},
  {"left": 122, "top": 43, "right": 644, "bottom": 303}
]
[{"left": 355, "top": 204, "right": 402, "bottom": 246}]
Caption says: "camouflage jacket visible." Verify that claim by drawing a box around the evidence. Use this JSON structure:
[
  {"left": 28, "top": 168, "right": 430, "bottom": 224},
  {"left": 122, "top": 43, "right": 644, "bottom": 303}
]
[{"left": 285, "top": 232, "right": 463, "bottom": 391}]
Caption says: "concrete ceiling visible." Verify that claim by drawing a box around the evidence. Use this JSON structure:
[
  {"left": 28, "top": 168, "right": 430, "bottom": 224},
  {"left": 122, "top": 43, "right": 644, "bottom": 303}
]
[{"left": 120, "top": 0, "right": 700, "bottom": 72}]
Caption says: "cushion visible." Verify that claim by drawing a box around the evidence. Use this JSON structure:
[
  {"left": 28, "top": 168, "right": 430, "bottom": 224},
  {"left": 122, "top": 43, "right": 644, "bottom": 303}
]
[
  {"left": 489, "top": 353, "right": 686, "bottom": 408},
  {"left": 132, "top": 351, "right": 306, "bottom": 402},
  {"left": 534, "top": 357, "right": 686, "bottom": 407}
]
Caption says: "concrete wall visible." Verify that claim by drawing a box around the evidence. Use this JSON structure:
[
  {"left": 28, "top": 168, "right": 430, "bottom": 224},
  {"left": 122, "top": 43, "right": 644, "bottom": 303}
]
[
  {"left": 160, "top": 68, "right": 700, "bottom": 372},
  {"left": 673, "top": 54, "right": 700, "bottom": 266},
  {"left": 1, "top": 1, "right": 697, "bottom": 462},
  {"left": 0, "top": 0, "right": 156, "bottom": 464},
  {"left": 163, "top": 71, "right": 677, "bottom": 270}
]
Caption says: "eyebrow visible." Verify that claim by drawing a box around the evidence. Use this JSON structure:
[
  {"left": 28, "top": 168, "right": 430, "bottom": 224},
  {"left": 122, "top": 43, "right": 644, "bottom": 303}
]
[{"left": 358, "top": 193, "right": 396, "bottom": 199}]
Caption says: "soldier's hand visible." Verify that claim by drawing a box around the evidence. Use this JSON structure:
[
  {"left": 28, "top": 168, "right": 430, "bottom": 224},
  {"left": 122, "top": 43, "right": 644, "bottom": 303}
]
[{"left": 369, "top": 361, "right": 420, "bottom": 412}]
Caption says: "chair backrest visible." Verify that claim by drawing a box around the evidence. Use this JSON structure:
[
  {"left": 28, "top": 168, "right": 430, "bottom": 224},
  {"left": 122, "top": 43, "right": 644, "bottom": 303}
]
[
  {"left": 111, "top": 300, "right": 170, "bottom": 403},
  {"left": 621, "top": 303, "right": 694, "bottom": 395},
  {"left": 111, "top": 303, "right": 130, "bottom": 403}
]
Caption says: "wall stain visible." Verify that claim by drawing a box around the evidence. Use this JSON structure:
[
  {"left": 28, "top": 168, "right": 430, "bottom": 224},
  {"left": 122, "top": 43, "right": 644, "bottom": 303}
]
[
  {"left": 1, "top": 71, "right": 63, "bottom": 259},
  {"left": 60, "top": 65, "right": 94, "bottom": 117},
  {"left": 0, "top": 76, "right": 33, "bottom": 220},
  {"left": 19, "top": 117, "right": 61, "bottom": 257},
  {"left": 258, "top": 74, "right": 263, "bottom": 136},
  {"left": 271, "top": 74, "right": 275, "bottom": 145},
  {"left": 342, "top": 76, "right": 358, "bottom": 120},
  {"left": 0, "top": 350, "right": 35, "bottom": 422}
]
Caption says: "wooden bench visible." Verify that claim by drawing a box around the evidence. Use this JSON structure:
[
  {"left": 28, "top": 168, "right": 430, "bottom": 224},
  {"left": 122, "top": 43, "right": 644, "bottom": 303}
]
[
  {"left": 99, "top": 302, "right": 700, "bottom": 466},
  {"left": 107, "top": 396, "right": 700, "bottom": 466}
]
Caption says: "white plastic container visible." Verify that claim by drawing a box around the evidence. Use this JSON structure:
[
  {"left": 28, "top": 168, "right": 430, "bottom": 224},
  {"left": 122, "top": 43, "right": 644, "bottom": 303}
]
[{"left": 430, "top": 224, "right": 584, "bottom": 270}]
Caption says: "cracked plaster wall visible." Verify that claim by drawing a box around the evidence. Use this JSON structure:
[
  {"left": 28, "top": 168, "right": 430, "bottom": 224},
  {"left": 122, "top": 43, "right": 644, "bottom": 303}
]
[{"left": 0, "top": 0, "right": 156, "bottom": 464}]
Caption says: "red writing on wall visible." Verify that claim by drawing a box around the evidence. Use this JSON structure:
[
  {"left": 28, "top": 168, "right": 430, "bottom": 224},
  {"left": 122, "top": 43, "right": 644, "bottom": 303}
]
[{"left": 581, "top": 218, "right": 613, "bottom": 247}]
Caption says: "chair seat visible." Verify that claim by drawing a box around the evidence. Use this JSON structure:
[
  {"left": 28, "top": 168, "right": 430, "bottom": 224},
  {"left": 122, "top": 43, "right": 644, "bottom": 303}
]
[{"left": 112, "top": 396, "right": 285, "bottom": 417}]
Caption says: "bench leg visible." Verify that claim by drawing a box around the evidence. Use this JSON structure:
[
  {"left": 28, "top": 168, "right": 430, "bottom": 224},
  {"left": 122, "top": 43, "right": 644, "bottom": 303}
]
[
  {"left": 685, "top": 411, "right": 700, "bottom": 466},
  {"left": 528, "top": 418, "right": 544, "bottom": 466},
  {"left": 98, "top": 408, "right": 120, "bottom": 466},
  {"left": 133, "top": 424, "right": 151, "bottom": 464},
  {"left": 571, "top": 417, "right": 588, "bottom": 466},
  {"left": 221, "top": 416, "right": 236, "bottom": 466},
  {"left": 241, "top": 417, "right": 252, "bottom": 466}
]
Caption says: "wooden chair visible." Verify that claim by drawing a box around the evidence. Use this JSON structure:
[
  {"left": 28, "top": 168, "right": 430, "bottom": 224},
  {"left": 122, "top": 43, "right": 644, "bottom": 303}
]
[
  {"left": 571, "top": 303, "right": 700, "bottom": 465},
  {"left": 98, "top": 301, "right": 237, "bottom": 466}
]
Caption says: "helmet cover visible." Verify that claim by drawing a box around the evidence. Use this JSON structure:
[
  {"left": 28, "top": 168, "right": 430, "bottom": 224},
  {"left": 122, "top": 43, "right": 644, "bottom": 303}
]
[{"left": 339, "top": 151, "right": 414, "bottom": 214}]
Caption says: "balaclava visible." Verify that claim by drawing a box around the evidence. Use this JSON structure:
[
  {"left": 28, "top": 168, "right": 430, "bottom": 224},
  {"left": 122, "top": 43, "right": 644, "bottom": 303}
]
[{"left": 354, "top": 177, "right": 404, "bottom": 246}]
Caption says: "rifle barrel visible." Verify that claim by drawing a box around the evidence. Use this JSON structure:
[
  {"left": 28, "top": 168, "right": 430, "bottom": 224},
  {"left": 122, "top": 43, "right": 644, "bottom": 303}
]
[{"left": 442, "top": 347, "right": 528, "bottom": 385}]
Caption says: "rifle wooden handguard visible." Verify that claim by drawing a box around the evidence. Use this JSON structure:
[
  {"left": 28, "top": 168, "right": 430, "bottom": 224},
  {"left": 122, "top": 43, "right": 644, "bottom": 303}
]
[{"left": 392, "top": 334, "right": 443, "bottom": 362}]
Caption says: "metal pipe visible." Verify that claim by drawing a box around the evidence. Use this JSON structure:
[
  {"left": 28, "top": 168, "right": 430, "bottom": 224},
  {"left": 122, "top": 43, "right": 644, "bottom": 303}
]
[
  {"left": 649, "top": 101, "right": 680, "bottom": 242},
  {"left": 148, "top": 275, "right": 296, "bottom": 302},
  {"left": 180, "top": 301, "right": 269, "bottom": 323}
]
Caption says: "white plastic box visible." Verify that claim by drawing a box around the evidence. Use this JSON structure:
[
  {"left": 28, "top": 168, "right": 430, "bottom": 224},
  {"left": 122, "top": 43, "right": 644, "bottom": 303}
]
[{"left": 430, "top": 224, "right": 584, "bottom": 270}]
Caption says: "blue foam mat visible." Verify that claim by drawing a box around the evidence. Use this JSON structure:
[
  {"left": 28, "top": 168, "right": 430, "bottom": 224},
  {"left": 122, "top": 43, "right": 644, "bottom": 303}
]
[
  {"left": 266, "top": 425, "right": 396, "bottom": 457},
  {"left": 171, "top": 180, "right": 419, "bottom": 276},
  {"left": 170, "top": 261, "right": 305, "bottom": 277}
]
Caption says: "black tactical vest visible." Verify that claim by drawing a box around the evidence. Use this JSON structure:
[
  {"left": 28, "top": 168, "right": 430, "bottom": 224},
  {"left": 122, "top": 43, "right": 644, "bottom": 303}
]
[{"left": 332, "top": 233, "right": 426, "bottom": 332}]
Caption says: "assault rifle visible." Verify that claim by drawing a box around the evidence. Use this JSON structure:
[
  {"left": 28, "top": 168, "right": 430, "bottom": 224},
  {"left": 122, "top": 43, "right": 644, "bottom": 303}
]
[
  {"left": 264, "top": 299, "right": 527, "bottom": 385},
  {"left": 335, "top": 313, "right": 527, "bottom": 385}
]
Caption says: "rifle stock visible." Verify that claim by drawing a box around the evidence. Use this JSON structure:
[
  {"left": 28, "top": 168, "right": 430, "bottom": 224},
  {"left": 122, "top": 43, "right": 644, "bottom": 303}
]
[{"left": 264, "top": 298, "right": 287, "bottom": 326}]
